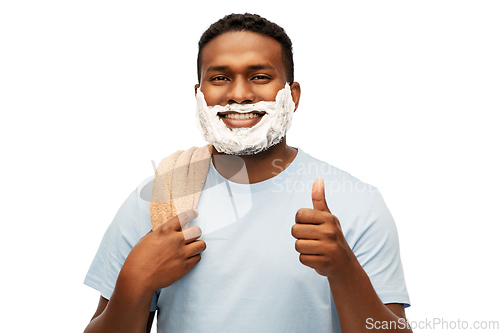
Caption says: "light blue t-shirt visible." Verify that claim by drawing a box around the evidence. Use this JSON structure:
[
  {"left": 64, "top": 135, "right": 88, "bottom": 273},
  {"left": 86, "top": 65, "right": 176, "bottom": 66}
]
[{"left": 84, "top": 148, "right": 410, "bottom": 332}]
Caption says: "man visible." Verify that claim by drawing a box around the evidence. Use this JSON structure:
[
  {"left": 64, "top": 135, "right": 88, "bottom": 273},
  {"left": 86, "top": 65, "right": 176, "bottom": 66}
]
[{"left": 84, "top": 13, "right": 411, "bottom": 332}]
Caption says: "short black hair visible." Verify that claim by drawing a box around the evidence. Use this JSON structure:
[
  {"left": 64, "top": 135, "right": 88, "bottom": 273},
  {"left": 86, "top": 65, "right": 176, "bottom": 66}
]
[{"left": 197, "top": 13, "right": 294, "bottom": 83}]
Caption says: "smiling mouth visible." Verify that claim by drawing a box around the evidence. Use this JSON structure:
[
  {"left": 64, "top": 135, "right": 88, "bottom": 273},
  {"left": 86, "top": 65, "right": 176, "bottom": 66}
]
[
  {"left": 218, "top": 111, "right": 266, "bottom": 119},
  {"left": 217, "top": 111, "right": 265, "bottom": 128}
]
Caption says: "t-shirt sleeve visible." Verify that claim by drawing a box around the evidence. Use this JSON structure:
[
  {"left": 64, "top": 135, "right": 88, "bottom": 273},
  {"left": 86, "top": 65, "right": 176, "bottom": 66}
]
[
  {"left": 351, "top": 189, "right": 411, "bottom": 308},
  {"left": 83, "top": 177, "right": 159, "bottom": 311}
]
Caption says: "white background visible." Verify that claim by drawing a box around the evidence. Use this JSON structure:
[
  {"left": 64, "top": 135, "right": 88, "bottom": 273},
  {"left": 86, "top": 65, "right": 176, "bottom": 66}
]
[{"left": 1, "top": 1, "right": 499, "bottom": 332}]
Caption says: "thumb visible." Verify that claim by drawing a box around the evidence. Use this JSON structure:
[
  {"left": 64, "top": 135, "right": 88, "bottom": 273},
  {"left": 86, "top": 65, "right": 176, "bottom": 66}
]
[{"left": 311, "top": 178, "right": 330, "bottom": 213}]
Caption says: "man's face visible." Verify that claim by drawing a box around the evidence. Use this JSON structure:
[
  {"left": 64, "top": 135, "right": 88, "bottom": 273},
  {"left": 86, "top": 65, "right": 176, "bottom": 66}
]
[{"left": 197, "top": 30, "right": 290, "bottom": 129}]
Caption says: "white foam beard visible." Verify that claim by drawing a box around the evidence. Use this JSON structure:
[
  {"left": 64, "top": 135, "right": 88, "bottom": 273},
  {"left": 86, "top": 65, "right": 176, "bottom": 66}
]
[{"left": 195, "top": 84, "right": 295, "bottom": 155}]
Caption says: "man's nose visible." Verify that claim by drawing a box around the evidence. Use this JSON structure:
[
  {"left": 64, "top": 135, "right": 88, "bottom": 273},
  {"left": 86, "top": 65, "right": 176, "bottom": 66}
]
[{"left": 225, "top": 78, "right": 254, "bottom": 104}]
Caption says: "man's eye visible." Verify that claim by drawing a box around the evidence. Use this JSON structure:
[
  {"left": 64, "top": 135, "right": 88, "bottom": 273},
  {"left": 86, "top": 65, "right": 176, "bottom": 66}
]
[
  {"left": 252, "top": 75, "right": 271, "bottom": 81},
  {"left": 211, "top": 76, "right": 229, "bottom": 81}
]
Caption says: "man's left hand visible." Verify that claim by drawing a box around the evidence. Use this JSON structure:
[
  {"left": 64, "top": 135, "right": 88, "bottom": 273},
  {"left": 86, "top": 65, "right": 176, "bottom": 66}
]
[{"left": 292, "top": 178, "right": 356, "bottom": 278}]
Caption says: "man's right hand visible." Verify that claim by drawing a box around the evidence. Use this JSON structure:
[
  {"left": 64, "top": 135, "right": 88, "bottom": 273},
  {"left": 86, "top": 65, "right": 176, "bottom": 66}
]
[
  {"left": 84, "top": 210, "right": 205, "bottom": 333},
  {"left": 119, "top": 209, "right": 206, "bottom": 294}
]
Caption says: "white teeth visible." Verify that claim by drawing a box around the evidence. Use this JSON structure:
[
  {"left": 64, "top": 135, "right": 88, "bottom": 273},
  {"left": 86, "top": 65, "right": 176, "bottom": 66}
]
[{"left": 224, "top": 113, "right": 259, "bottom": 119}]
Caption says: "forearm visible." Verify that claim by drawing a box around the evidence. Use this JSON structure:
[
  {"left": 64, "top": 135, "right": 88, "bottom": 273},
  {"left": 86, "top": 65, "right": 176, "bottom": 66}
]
[
  {"left": 84, "top": 273, "right": 154, "bottom": 333},
  {"left": 328, "top": 260, "right": 412, "bottom": 333}
]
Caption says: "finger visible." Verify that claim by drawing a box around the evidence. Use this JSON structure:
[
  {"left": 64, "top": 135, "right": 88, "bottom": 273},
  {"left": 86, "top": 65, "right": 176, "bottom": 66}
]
[
  {"left": 185, "top": 253, "right": 202, "bottom": 269},
  {"left": 312, "top": 178, "right": 331, "bottom": 213},
  {"left": 295, "top": 239, "right": 322, "bottom": 255},
  {"left": 185, "top": 240, "right": 206, "bottom": 257},
  {"left": 299, "top": 253, "right": 324, "bottom": 269},
  {"left": 295, "top": 208, "right": 333, "bottom": 225},
  {"left": 291, "top": 223, "right": 322, "bottom": 240},
  {"left": 178, "top": 209, "right": 199, "bottom": 230},
  {"left": 182, "top": 226, "right": 203, "bottom": 242},
  {"left": 162, "top": 209, "right": 199, "bottom": 231}
]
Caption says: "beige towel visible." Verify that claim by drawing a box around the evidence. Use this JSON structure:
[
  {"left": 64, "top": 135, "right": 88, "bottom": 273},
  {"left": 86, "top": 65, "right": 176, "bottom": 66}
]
[{"left": 150, "top": 145, "right": 213, "bottom": 231}]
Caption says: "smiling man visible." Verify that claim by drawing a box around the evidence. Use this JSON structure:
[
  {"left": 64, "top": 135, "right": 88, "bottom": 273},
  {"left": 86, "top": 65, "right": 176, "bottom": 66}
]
[{"left": 84, "top": 13, "right": 411, "bottom": 333}]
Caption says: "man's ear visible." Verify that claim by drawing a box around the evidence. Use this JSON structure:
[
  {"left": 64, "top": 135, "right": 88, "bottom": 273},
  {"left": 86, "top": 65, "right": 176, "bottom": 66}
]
[
  {"left": 290, "top": 82, "right": 301, "bottom": 112},
  {"left": 194, "top": 84, "right": 200, "bottom": 97}
]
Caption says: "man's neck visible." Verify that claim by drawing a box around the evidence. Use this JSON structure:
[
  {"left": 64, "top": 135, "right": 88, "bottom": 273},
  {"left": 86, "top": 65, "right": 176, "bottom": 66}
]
[{"left": 211, "top": 138, "right": 298, "bottom": 184}]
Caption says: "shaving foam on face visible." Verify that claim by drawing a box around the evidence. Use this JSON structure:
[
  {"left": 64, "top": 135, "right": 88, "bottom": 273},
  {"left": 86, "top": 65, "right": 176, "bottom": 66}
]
[{"left": 195, "top": 84, "right": 295, "bottom": 155}]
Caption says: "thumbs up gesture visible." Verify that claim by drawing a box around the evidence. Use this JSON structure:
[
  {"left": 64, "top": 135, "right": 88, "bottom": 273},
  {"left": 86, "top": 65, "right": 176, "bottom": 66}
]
[{"left": 292, "top": 178, "right": 356, "bottom": 278}]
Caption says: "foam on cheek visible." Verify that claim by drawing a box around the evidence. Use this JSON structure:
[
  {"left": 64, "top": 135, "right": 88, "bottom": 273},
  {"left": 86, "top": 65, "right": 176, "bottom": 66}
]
[{"left": 195, "top": 85, "right": 295, "bottom": 155}]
